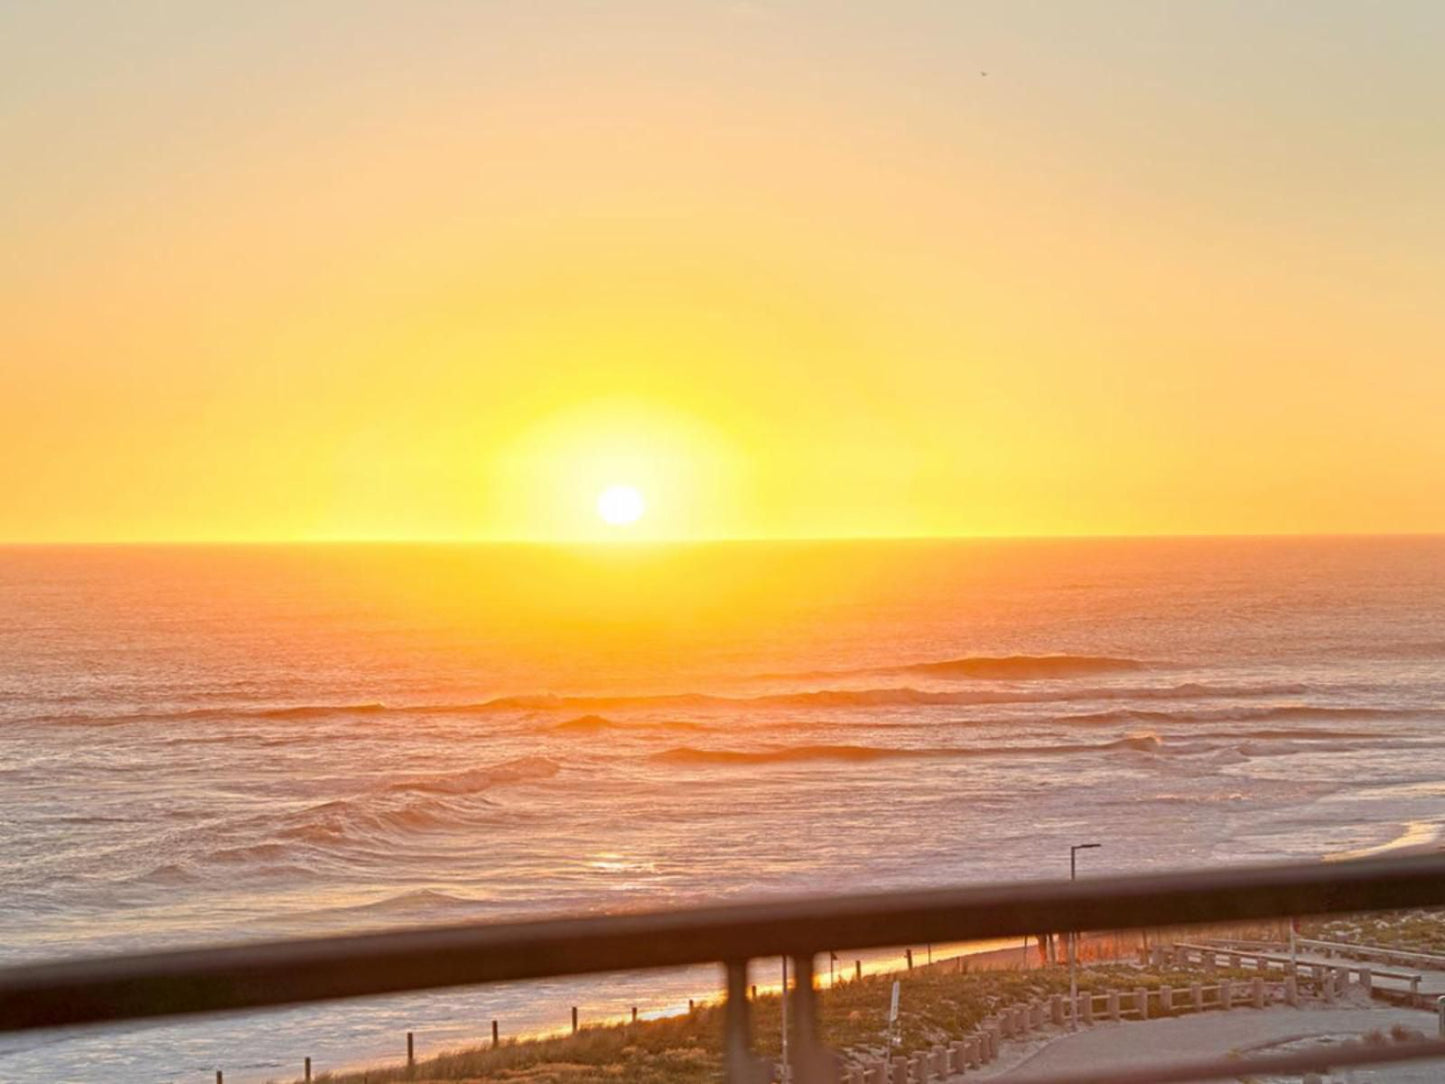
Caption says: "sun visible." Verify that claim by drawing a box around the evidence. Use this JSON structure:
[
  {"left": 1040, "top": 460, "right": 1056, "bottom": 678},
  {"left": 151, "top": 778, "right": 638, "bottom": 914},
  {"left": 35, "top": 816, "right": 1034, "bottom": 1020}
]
[{"left": 596, "top": 484, "right": 646, "bottom": 526}]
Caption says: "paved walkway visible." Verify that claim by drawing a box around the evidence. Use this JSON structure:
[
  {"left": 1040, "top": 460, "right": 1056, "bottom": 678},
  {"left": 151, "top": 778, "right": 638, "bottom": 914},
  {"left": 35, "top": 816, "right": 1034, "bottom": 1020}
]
[{"left": 976, "top": 1005, "right": 1443, "bottom": 1082}]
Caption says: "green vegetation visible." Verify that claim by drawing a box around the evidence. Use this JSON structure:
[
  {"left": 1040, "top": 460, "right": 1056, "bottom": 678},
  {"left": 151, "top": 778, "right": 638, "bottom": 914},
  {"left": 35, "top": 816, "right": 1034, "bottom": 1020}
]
[
  {"left": 1306, "top": 909, "right": 1445, "bottom": 955},
  {"left": 298, "top": 959, "right": 1251, "bottom": 1083}
]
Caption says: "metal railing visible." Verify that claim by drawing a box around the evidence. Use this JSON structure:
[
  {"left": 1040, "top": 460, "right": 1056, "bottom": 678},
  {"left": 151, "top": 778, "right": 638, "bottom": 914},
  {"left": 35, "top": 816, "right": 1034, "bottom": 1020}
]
[{"left": 5, "top": 853, "right": 1445, "bottom": 1081}]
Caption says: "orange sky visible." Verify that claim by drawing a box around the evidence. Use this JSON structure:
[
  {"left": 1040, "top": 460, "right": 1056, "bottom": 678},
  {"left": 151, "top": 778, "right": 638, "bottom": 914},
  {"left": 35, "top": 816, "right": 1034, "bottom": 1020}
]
[{"left": 3, "top": 3, "right": 1443, "bottom": 542}]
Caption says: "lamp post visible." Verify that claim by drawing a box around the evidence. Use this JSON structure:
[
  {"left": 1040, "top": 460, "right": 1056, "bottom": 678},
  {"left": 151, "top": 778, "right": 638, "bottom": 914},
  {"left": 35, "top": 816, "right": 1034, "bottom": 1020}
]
[{"left": 1068, "top": 843, "right": 1102, "bottom": 1031}]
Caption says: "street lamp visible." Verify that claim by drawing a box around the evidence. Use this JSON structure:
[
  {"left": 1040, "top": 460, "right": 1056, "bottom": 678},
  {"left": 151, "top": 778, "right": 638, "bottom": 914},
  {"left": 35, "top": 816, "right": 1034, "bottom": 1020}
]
[{"left": 1068, "top": 843, "right": 1102, "bottom": 1031}]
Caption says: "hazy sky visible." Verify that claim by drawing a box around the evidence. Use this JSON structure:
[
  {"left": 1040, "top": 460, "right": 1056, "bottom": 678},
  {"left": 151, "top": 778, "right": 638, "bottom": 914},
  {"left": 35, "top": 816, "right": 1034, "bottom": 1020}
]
[{"left": 3, "top": 2, "right": 1443, "bottom": 541}]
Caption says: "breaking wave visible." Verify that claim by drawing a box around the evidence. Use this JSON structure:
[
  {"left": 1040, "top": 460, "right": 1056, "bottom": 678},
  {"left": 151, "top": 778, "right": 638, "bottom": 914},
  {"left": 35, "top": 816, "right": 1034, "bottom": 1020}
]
[
  {"left": 652, "top": 733, "right": 1166, "bottom": 766},
  {"left": 30, "top": 680, "right": 1325, "bottom": 727},
  {"left": 383, "top": 756, "right": 560, "bottom": 796},
  {"left": 1057, "top": 705, "right": 1442, "bottom": 727},
  {"left": 764, "top": 654, "right": 1153, "bottom": 682},
  {"left": 127, "top": 757, "right": 563, "bottom": 883},
  {"left": 487, "top": 681, "right": 1312, "bottom": 715},
  {"left": 545, "top": 714, "right": 707, "bottom": 735}
]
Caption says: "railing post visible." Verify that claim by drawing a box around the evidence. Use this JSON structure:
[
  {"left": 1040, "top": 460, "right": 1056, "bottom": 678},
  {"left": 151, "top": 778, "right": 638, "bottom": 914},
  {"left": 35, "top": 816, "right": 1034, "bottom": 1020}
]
[
  {"left": 724, "top": 961, "right": 769, "bottom": 1084},
  {"left": 788, "top": 954, "right": 841, "bottom": 1083}
]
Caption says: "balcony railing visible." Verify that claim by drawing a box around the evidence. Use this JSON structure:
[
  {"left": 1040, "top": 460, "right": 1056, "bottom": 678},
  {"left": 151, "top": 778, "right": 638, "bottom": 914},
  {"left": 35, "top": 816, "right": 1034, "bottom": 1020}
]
[{"left": 5, "top": 853, "right": 1445, "bottom": 1082}]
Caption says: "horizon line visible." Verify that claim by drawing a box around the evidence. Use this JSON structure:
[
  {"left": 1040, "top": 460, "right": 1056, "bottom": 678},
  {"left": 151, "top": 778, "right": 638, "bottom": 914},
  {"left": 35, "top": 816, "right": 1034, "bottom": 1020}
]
[{"left": 2, "top": 530, "right": 1444, "bottom": 548}]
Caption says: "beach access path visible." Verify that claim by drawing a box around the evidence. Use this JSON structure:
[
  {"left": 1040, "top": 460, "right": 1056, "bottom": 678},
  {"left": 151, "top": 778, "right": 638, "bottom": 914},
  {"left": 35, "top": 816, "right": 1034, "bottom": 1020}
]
[{"left": 977, "top": 1004, "right": 1442, "bottom": 1082}]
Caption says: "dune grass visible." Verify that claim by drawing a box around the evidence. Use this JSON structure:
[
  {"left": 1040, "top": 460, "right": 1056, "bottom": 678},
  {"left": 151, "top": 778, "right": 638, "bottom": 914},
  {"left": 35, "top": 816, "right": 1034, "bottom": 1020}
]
[
  {"left": 300, "top": 959, "right": 1242, "bottom": 1083},
  {"left": 1307, "top": 908, "right": 1445, "bottom": 955}
]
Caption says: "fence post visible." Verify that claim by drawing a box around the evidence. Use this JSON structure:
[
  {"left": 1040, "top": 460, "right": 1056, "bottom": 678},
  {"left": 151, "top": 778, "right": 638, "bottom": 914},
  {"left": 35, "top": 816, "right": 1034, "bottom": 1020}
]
[
  {"left": 1191, "top": 983, "right": 1204, "bottom": 1012},
  {"left": 572, "top": 1006, "right": 579, "bottom": 1033},
  {"left": 216, "top": 1074, "right": 222, "bottom": 1084},
  {"left": 1107, "top": 991, "right": 1120, "bottom": 1021},
  {"left": 304, "top": 1056, "right": 312, "bottom": 1082},
  {"left": 1135, "top": 987, "right": 1149, "bottom": 1020},
  {"left": 1252, "top": 977, "right": 1266, "bottom": 1008},
  {"left": 905, "top": 949, "right": 913, "bottom": 970},
  {"left": 631, "top": 1006, "right": 638, "bottom": 1023},
  {"left": 1220, "top": 980, "right": 1233, "bottom": 1010},
  {"left": 407, "top": 1031, "right": 414, "bottom": 1066},
  {"left": 492, "top": 1019, "right": 499, "bottom": 1048},
  {"left": 856, "top": 960, "right": 863, "bottom": 981}
]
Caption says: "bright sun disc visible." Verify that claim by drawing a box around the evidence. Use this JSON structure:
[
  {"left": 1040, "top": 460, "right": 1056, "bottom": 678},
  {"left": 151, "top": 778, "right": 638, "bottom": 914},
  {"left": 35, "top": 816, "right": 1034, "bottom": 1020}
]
[{"left": 596, "top": 484, "right": 646, "bottom": 526}]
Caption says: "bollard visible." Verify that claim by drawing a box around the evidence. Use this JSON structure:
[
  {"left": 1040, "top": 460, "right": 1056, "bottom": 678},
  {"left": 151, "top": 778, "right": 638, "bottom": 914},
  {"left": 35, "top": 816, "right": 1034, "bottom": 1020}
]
[
  {"left": 1161, "top": 985, "right": 1173, "bottom": 1013},
  {"left": 1107, "top": 990, "right": 1120, "bottom": 1021},
  {"left": 1253, "top": 977, "right": 1266, "bottom": 1008},
  {"left": 1136, "top": 987, "right": 1149, "bottom": 1020},
  {"left": 407, "top": 1032, "right": 415, "bottom": 1067},
  {"left": 572, "top": 1006, "right": 579, "bottom": 1033},
  {"left": 304, "top": 1056, "right": 312, "bottom": 1082},
  {"left": 1220, "top": 980, "right": 1233, "bottom": 1011},
  {"left": 492, "top": 1019, "right": 499, "bottom": 1048}
]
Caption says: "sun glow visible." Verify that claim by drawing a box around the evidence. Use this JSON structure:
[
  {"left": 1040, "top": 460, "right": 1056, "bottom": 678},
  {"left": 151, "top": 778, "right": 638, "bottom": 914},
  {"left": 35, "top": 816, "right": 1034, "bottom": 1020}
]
[{"left": 596, "top": 485, "right": 646, "bottom": 527}]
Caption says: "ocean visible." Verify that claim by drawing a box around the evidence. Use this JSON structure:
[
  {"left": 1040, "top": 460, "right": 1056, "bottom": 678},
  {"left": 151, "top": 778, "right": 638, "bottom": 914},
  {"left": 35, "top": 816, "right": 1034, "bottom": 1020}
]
[{"left": 2, "top": 537, "right": 1443, "bottom": 1082}]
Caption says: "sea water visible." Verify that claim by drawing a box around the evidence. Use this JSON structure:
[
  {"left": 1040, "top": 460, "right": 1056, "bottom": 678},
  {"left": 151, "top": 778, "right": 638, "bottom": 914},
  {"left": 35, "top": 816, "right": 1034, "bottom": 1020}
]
[{"left": 2, "top": 538, "right": 1443, "bottom": 1081}]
